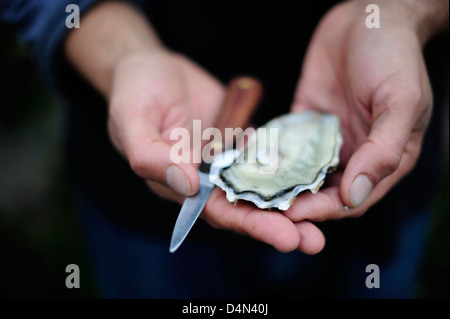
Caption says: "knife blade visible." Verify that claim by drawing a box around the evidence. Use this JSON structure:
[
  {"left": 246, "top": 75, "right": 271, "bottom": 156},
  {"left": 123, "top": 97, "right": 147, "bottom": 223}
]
[
  {"left": 169, "top": 76, "right": 263, "bottom": 253},
  {"left": 169, "top": 172, "right": 214, "bottom": 253}
]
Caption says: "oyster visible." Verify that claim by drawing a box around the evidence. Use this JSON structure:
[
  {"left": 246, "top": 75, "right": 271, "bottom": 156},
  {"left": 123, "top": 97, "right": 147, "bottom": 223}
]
[{"left": 209, "top": 110, "right": 343, "bottom": 210}]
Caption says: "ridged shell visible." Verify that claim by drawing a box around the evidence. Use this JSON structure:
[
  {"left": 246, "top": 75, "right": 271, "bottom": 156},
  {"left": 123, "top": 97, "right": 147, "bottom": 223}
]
[{"left": 209, "top": 110, "right": 343, "bottom": 210}]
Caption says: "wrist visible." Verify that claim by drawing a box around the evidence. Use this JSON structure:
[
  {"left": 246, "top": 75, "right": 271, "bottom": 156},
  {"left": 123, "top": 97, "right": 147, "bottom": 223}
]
[
  {"left": 344, "top": 0, "right": 448, "bottom": 45},
  {"left": 65, "top": 1, "right": 165, "bottom": 98},
  {"left": 377, "top": 0, "right": 448, "bottom": 45},
  {"left": 415, "top": 0, "right": 449, "bottom": 44}
]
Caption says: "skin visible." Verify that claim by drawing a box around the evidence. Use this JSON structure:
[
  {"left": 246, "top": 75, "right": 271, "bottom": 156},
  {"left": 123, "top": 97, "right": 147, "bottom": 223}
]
[
  {"left": 288, "top": 0, "right": 448, "bottom": 227},
  {"left": 65, "top": 0, "right": 448, "bottom": 254}
]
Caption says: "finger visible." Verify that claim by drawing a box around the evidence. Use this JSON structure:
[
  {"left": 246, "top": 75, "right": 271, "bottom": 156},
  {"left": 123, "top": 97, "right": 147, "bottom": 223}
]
[
  {"left": 110, "top": 101, "right": 200, "bottom": 196},
  {"left": 343, "top": 133, "right": 423, "bottom": 212},
  {"left": 284, "top": 133, "right": 422, "bottom": 222},
  {"left": 204, "top": 188, "right": 301, "bottom": 252},
  {"left": 295, "top": 221, "right": 326, "bottom": 255},
  {"left": 130, "top": 125, "right": 200, "bottom": 197},
  {"left": 284, "top": 186, "right": 352, "bottom": 222},
  {"left": 340, "top": 81, "right": 425, "bottom": 208}
]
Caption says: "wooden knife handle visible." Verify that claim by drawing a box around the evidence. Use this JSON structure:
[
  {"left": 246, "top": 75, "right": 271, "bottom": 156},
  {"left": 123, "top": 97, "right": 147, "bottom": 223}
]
[
  {"left": 216, "top": 76, "right": 263, "bottom": 133},
  {"left": 215, "top": 76, "right": 263, "bottom": 148},
  {"left": 198, "top": 76, "right": 263, "bottom": 173}
]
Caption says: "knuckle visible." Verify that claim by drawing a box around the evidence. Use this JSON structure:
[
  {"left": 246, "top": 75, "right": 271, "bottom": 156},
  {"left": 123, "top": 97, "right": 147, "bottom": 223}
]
[
  {"left": 381, "top": 149, "right": 401, "bottom": 175},
  {"left": 366, "top": 139, "right": 402, "bottom": 180},
  {"left": 128, "top": 139, "right": 167, "bottom": 179},
  {"left": 373, "top": 147, "right": 402, "bottom": 180},
  {"left": 129, "top": 152, "right": 149, "bottom": 178},
  {"left": 374, "top": 78, "right": 424, "bottom": 114},
  {"left": 404, "top": 85, "right": 423, "bottom": 107}
]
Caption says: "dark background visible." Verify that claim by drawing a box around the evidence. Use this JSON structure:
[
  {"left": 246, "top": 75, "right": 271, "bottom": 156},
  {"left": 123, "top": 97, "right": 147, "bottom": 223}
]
[
  {"left": 0, "top": 13, "right": 448, "bottom": 298},
  {"left": 0, "top": 22, "right": 96, "bottom": 297}
]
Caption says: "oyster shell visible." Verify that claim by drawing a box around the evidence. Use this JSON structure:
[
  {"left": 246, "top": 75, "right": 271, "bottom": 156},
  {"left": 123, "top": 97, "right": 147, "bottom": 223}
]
[{"left": 209, "top": 110, "right": 343, "bottom": 210}]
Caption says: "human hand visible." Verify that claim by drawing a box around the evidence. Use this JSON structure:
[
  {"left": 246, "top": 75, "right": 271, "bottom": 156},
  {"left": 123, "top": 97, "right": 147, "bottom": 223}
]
[
  {"left": 65, "top": 2, "right": 313, "bottom": 253},
  {"left": 108, "top": 50, "right": 225, "bottom": 202},
  {"left": 110, "top": 54, "right": 314, "bottom": 252},
  {"left": 286, "top": 0, "right": 448, "bottom": 245}
]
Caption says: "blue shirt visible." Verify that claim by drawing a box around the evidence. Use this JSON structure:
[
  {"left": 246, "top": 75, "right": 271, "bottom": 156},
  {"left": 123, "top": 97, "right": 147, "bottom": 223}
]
[{"left": 0, "top": 0, "right": 144, "bottom": 91}]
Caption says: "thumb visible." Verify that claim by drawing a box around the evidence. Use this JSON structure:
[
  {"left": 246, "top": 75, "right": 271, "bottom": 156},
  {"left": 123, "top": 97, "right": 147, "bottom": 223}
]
[
  {"left": 113, "top": 109, "right": 200, "bottom": 197},
  {"left": 340, "top": 90, "right": 419, "bottom": 208},
  {"left": 129, "top": 135, "right": 200, "bottom": 197}
]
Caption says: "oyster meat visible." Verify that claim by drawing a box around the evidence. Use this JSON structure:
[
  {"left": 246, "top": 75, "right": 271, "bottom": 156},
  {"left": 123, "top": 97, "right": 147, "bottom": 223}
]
[{"left": 209, "top": 110, "right": 343, "bottom": 210}]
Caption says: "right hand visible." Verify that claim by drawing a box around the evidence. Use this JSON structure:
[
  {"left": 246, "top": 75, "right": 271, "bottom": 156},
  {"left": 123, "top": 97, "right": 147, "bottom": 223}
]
[
  {"left": 107, "top": 50, "right": 225, "bottom": 202},
  {"left": 108, "top": 50, "right": 318, "bottom": 253}
]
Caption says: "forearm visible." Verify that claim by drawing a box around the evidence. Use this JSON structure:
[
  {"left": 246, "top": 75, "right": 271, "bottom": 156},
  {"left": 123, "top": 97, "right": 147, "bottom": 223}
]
[{"left": 64, "top": 1, "right": 164, "bottom": 98}]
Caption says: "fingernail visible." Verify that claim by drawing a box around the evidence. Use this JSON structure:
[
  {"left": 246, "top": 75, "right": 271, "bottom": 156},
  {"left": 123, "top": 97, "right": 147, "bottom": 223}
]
[
  {"left": 166, "top": 165, "right": 191, "bottom": 196},
  {"left": 350, "top": 174, "right": 373, "bottom": 207}
]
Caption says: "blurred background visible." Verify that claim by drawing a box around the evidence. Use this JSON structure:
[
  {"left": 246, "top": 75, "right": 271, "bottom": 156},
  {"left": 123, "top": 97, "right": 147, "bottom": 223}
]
[
  {"left": 0, "top": 20, "right": 448, "bottom": 298},
  {"left": 0, "top": 22, "right": 96, "bottom": 298}
]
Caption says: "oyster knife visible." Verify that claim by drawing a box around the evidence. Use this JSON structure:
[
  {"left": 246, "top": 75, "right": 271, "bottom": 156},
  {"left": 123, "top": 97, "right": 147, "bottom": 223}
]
[{"left": 169, "top": 76, "right": 262, "bottom": 253}]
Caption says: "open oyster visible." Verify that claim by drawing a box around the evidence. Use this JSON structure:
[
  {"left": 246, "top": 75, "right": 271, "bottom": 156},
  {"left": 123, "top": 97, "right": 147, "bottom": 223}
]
[{"left": 209, "top": 110, "right": 343, "bottom": 210}]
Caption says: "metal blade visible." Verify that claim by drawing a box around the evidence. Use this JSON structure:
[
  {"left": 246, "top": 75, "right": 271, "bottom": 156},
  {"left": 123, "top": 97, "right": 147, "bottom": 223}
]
[{"left": 169, "top": 172, "right": 215, "bottom": 253}]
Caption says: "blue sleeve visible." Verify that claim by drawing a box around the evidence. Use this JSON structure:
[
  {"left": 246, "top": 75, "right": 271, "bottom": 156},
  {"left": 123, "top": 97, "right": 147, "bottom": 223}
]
[
  {"left": 0, "top": 0, "right": 49, "bottom": 45},
  {"left": 0, "top": 0, "right": 147, "bottom": 92}
]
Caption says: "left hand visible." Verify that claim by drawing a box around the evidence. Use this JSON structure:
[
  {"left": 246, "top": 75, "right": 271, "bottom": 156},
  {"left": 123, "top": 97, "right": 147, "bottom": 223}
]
[{"left": 284, "top": 0, "right": 447, "bottom": 250}]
